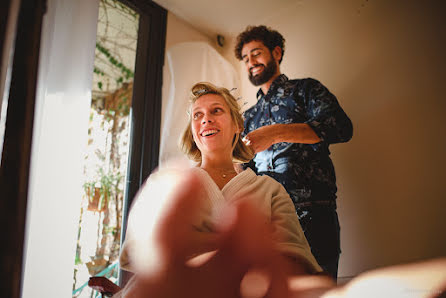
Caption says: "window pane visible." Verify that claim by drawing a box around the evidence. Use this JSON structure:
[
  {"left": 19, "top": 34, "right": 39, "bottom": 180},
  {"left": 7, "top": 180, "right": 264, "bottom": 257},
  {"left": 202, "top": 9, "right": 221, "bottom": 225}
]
[{"left": 72, "top": 1, "right": 139, "bottom": 296}]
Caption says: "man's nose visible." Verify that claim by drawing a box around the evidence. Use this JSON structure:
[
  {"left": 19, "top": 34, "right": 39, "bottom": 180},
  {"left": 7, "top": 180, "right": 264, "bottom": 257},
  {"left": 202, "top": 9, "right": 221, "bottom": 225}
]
[
  {"left": 248, "top": 55, "right": 260, "bottom": 68},
  {"left": 247, "top": 58, "right": 256, "bottom": 69}
]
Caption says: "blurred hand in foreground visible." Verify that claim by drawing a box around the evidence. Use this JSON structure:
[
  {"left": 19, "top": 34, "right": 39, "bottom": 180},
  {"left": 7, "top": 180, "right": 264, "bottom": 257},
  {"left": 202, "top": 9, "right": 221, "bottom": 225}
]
[
  {"left": 121, "top": 170, "right": 334, "bottom": 298},
  {"left": 92, "top": 169, "right": 446, "bottom": 298}
]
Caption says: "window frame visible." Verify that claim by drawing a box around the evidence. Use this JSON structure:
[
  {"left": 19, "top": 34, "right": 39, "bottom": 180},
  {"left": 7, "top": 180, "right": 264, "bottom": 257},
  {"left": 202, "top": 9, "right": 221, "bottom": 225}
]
[
  {"left": 0, "top": 0, "right": 47, "bottom": 297},
  {"left": 118, "top": 0, "right": 167, "bottom": 246},
  {"left": 0, "top": 0, "right": 167, "bottom": 294}
]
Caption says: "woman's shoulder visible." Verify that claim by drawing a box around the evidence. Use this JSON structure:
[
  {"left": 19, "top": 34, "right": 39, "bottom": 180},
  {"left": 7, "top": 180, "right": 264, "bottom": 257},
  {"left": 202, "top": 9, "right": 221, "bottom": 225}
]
[
  {"left": 250, "top": 170, "right": 284, "bottom": 187},
  {"left": 241, "top": 169, "right": 289, "bottom": 195}
]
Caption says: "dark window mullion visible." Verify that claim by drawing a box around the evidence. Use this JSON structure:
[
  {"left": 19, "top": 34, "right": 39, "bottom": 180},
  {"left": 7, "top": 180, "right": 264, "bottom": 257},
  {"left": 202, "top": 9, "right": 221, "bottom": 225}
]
[
  {"left": 121, "top": 0, "right": 166, "bottom": 217},
  {"left": 118, "top": 0, "right": 166, "bottom": 287}
]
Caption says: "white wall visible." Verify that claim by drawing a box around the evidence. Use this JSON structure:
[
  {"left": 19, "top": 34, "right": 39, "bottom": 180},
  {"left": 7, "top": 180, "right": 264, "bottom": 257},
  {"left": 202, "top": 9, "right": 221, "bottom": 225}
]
[
  {"left": 160, "top": 12, "right": 212, "bottom": 136},
  {"left": 160, "top": 12, "right": 241, "bottom": 165},
  {"left": 164, "top": 12, "right": 213, "bottom": 49},
  {"left": 221, "top": 0, "right": 446, "bottom": 280}
]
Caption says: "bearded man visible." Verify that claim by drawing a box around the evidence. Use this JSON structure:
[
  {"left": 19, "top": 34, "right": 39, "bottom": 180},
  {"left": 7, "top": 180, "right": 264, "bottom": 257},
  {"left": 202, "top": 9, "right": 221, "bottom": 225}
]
[{"left": 235, "top": 25, "right": 353, "bottom": 280}]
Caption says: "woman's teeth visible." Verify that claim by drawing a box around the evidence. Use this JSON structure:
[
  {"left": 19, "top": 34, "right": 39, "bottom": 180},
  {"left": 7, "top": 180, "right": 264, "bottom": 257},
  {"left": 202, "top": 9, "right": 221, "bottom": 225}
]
[{"left": 202, "top": 129, "right": 218, "bottom": 137}]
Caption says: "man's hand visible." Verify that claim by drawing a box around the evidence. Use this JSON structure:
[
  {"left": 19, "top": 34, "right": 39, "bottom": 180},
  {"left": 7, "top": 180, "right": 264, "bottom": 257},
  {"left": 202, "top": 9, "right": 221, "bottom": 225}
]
[
  {"left": 243, "top": 123, "right": 321, "bottom": 154},
  {"left": 243, "top": 125, "right": 276, "bottom": 153}
]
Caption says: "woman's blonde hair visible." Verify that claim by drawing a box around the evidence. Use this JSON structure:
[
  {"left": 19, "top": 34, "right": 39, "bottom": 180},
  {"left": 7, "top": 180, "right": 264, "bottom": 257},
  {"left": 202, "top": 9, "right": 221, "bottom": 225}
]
[{"left": 180, "top": 82, "right": 254, "bottom": 164}]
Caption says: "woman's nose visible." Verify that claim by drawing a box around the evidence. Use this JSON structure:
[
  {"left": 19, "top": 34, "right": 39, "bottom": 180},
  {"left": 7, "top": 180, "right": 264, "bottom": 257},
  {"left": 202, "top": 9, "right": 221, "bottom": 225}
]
[{"left": 202, "top": 114, "right": 213, "bottom": 124}]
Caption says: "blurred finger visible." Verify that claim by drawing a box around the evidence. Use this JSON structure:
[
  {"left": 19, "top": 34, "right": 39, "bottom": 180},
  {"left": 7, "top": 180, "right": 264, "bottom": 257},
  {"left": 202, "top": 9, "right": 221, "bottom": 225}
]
[
  {"left": 127, "top": 168, "right": 210, "bottom": 274},
  {"left": 240, "top": 268, "right": 271, "bottom": 298},
  {"left": 206, "top": 200, "right": 290, "bottom": 298},
  {"left": 288, "top": 275, "right": 335, "bottom": 298}
]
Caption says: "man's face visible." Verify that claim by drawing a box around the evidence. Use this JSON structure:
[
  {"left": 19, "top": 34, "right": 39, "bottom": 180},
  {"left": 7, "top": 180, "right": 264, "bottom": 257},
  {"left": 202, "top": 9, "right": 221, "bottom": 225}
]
[{"left": 241, "top": 40, "right": 278, "bottom": 86}]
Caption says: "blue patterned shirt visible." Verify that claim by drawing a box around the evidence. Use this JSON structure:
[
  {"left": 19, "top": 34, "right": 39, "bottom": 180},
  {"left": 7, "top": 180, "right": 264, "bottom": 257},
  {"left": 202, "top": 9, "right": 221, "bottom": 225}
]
[{"left": 243, "top": 75, "right": 353, "bottom": 206}]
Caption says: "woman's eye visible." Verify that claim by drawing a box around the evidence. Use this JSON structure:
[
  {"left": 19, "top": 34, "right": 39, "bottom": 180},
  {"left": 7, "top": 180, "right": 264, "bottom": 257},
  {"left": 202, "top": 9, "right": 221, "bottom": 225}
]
[
  {"left": 193, "top": 112, "right": 202, "bottom": 120},
  {"left": 213, "top": 108, "right": 222, "bottom": 113}
]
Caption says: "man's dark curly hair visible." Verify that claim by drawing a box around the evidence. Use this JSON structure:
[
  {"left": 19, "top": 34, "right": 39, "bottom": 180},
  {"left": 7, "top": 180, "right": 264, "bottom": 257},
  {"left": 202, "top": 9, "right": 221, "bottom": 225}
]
[{"left": 235, "top": 25, "right": 285, "bottom": 64}]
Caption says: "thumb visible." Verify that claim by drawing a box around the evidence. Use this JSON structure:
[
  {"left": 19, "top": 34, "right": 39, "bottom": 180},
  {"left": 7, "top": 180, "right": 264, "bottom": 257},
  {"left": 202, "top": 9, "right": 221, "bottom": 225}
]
[{"left": 127, "top": 167, "right": 209, "bottom": 275}]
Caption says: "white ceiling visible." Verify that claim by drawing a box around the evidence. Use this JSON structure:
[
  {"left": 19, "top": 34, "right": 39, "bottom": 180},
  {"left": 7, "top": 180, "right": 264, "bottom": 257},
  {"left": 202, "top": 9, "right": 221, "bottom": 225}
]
[{"left": 153, "top": 0, "right": 304, "bottom": 38}]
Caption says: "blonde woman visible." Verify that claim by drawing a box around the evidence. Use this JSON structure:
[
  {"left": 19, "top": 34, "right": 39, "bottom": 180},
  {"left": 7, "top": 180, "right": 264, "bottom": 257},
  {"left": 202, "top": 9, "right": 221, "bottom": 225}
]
[{"left": 90, "top": 82, "right": 322, "bottom": 297}]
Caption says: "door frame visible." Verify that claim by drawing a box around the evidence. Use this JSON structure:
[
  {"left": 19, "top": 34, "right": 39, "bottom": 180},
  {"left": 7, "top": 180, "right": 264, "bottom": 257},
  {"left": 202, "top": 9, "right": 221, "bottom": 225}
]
[
  {"left": 0, "top": 0, "right": 167, "bottom": 294},
  {"left": 0, "top": 0, "right": 47, "bottom": 297}
]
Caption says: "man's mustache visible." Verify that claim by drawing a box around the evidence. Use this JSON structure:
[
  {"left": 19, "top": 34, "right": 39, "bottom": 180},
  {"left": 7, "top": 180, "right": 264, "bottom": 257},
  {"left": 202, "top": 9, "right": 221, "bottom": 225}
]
[{"left": 249, "top": 64, "right": 264, "bottom": 74}]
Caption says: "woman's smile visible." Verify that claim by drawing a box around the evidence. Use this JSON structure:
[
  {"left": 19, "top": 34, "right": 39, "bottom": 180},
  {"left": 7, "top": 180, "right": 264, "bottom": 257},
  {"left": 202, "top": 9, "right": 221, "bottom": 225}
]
[
  {"left": 200, "top": 129, "right": 220, "bottom": 137},
  {"left": 191, "top": 93, "right": 238, "bottom": 156}
]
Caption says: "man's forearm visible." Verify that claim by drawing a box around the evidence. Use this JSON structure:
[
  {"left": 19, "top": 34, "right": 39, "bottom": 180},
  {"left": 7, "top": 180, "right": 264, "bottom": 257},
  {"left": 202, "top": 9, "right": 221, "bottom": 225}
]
[
  {"left": 244, "top": 123, "right": 321, "bottom": 153},
  {"left": 271, "top": 123, "right": 320, "bottom": 145}
]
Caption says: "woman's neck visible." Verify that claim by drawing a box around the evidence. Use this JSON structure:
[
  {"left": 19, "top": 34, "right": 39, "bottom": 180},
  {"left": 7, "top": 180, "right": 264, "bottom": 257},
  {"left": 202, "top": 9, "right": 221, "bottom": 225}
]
[
  {"left": 200, "top": 157, "right": 237, "bottom": 190},
  {"left": 200, "top": 154, "right": 234, "bottom": 171}
]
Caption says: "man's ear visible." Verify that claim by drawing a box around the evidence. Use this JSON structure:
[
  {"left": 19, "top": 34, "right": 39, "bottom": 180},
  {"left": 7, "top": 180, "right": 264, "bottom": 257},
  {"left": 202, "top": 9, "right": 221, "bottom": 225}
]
[{"left": 272, "top": 46, "right": 282, "bottom": 63}]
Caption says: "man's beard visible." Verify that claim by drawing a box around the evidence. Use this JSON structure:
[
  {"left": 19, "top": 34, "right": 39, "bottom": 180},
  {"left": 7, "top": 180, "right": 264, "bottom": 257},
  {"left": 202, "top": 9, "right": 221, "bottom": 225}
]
[{"left": 248, "top": 59, "right": 277, "bottom": 86}]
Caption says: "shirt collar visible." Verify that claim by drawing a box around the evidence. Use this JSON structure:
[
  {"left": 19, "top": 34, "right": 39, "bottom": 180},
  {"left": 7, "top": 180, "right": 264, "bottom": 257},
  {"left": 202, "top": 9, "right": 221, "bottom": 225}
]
[{"left": 256, "top": 74, "right": 289, "bottom": 101}]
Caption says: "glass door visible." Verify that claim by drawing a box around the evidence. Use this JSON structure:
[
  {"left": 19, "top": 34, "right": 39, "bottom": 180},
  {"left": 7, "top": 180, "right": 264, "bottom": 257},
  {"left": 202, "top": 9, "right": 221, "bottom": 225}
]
[{"left": 73, "top": 1, "right": 139, "bottom": 296}]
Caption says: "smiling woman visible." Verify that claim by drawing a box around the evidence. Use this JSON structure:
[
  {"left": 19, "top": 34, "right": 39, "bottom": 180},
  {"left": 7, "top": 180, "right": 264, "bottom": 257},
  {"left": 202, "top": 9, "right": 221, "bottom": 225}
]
[
  {"left": 180, "top": 82, "right": 253, "bottom": 189},
  {"left": 180, "top": 82, "right": 253, "bottom": 168},
  {"left": 103, "top": 82, "right": 323, "bottom": 296}
]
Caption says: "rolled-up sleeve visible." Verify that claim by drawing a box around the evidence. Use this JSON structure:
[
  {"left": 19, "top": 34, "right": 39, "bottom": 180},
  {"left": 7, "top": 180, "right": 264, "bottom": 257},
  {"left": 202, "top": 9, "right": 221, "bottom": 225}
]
[{"left": 303, "top": 79, "right": 353, "bottom": 144}]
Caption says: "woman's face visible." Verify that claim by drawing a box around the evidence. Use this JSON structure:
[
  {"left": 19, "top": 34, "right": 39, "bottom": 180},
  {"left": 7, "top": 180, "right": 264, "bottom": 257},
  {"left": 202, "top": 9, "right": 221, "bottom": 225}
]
[{"left": 191, "top": 94, "right": 239, "bottom": 159}]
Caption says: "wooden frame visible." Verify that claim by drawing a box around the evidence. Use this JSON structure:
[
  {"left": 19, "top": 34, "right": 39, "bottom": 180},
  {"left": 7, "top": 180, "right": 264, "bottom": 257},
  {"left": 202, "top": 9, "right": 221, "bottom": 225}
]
[{"left": 0, "top": 0, "right": 47, "bottom": 297}]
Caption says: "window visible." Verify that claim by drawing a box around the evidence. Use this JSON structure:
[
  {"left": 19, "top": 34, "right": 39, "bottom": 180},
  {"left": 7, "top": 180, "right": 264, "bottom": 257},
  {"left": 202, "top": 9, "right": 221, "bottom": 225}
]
[
  {"left": 0, "top": 0, "right": 166, "bottom": 296},
  {"left": 73, "top": 2, "right": 139, "bottom": 296}
]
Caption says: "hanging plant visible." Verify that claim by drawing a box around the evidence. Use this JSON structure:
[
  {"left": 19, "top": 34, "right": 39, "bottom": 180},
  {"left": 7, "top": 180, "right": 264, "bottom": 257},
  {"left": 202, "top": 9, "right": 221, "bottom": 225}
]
[
  {"left": 83, "top": 169, "right": 122, "bottom": 212},
  {"left": 95, "top": 41, "right": 134, "bottom": 84}
]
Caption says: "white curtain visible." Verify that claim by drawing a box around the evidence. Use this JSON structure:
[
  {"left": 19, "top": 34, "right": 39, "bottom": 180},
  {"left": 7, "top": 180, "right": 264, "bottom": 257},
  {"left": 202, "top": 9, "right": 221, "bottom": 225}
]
[
  {"left": 159, "top": 42, "right": 240, "bottom": 165},
  {"left": 22, "top": 0, "right": 99, "bottom": 297}
]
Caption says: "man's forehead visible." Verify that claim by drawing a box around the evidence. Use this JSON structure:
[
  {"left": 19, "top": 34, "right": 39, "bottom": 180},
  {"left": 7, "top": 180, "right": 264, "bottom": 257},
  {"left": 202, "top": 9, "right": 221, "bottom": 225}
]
[{"left": 241, "top": 40, "right": 267, "bottom": 55}]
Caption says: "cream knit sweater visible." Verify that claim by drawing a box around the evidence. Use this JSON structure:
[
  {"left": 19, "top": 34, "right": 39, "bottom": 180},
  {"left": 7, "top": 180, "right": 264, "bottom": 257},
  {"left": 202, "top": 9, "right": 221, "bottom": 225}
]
[{"left": 120, "top": 167, "right": 322, "bottom": 274}]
